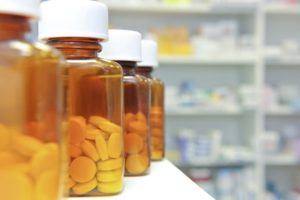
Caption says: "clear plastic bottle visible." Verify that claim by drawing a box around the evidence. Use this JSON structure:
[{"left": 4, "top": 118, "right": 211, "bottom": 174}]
[
  {"left": 0, "top": 1, "right": 65, "bottom": 200},
  {"left": 100, "top": 30, "right": 151, "bottom": 176},
  {"left": 39, "top": 0, "right": 124, "bottom": 196},
  {"left": 136, "top": 40, "right": 165, "bottom": 161}
]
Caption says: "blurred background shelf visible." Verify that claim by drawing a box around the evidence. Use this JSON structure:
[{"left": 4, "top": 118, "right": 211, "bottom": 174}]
[
  {"left": 266, "top": 109, "right": 300, "bottom": 116},
  {"left": 177, "top": 161, "right": 255, "bottom": 168},
  {"left": 266, "top": 156, "right": 300, "bottom": 166},
  {"left": 264, "top": 4, "right": 300, "bottom": 14},
  {"left": 265, "top": 56, "right": 300, "bottom": 66},
  {"left": 104, "top": 2, "right": 257, "bottom": 14},
  {"left": 166, "top": 107, "right": 245, "bottom": 116},
  {"left": 159, "top": 56, "right": 256, "bottom": 66}
]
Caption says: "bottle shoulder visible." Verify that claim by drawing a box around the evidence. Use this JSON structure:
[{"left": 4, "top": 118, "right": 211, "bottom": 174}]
[
  {"left": 0, "top": 40, "right": 63, "bottom": 66},
  {"left": 123, "top": 73, "right": 150, "bottom": 86},
  {"left": 63, "top": 57, "right": 123, "bottom": 76},
  {"left": 136, "top": 74, "right": 150, "bottom": 82},
  {"left": 0, "top": 40, "right": 37, "bottom": 58},
  {"left": 152, "top": 78, "right": 164, "bottom": 86},
  {"left": 34, "top": 41, "right": 64, "bottom": 60}
]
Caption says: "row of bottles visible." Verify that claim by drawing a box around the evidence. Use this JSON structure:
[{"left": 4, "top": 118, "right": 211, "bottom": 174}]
[{"left": 0, "top": 0, "right": 165, "bottom": 199}]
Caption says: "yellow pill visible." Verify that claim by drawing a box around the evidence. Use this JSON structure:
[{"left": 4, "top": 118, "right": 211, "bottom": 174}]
[
  {"left": 81, "top": 140, "right": 99, "bottom": 162},
  {"left": 152, "top": 136, "right": 163, "bottom": 149},
  {"left": 70, "top": 156, "right": 97, "bottom": 183},
  {"left": 86, "top": 123, "right": 97, "bottom": 130},
  {"left": 29, "top": 143, "right": 59, "bottom": 179},
  {"left": 125, "top": 112, "right": 136, "bottom": 122},
  {"left": 97, "top": 180, "right": 122, "bottom": 194},
  {"left": 90, "top": 116, "right": 121, "bottom": 134},
  {"left": 89, "top": 116, "right": 107, "bottom": 127},
  {"left": 69, "top": 144, "right": 82, "bottom": 158},
  {"left": 35, "top": 170, "right": 59, "bottom": 200},
  {"left": 97, "top": 158, "right": 123, "bottom": 171},
  {"left": 124, "top": 133, "right": 144, "bottom": 154},
  {"left": 69, "top": 116, "right": 86, "bottom": 146},
  {"left": 107, "top": 133, "right": 122, "bottom": 159},
  {"left": 136, "top": 112, "right": 147, "bottom": 123},
  {"left": 126, "top": 154, "right": 149, "bottom": 174},
  {"left": 12, "top": 134, "right": 43, "bottom": 157},
  {"left": 6, "top": 163, "right": 30, "bottom": 174},
  {"left": 86, "top": 128, "right": 110, "bottom": 141},
  {"left": 151, "top": 112, "right": 163, "bottom": 120},
  {"left": 152, "top": 128, "right": 163, "bottom": 137},
  {"left": 151, "top": 150, "right": 163, "bottom": 160},
  {"left": 0, "top": 170, "right": 33, "bottom": 200},
  {"left": 128, "top": 121, "right": 147, "bottom": 134},
  {"left": 85, "top": 128, "right": 99, "bottom": 140},
  {"left": 98, "top": 120, "right": 121, "bottom": 134},
  {"left": 95, "top": 134, "right": 108, "bottom": 161},
  {"left": 72, "top": 178, "right": 97, "bottom": 195},
  {"left": 0, "top": 124, "right": 10, "bottom": 150},
  {"left": 96, "top": 169, "right": 123, "bottom": 182},
  {"left": 125, "top": 113, "right": 136, "bottom": 131},
  {"left": 151, "top": 106, "right": 163, "bottom": 114},
  {"left": 0, "top": 151, "right": 27, "bottom": 166},
  {"left": 151, "top": 118, "right": 163, "bottom": 128}
]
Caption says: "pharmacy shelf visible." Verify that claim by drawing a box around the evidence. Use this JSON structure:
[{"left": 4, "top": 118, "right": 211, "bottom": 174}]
[
  {"left": 265, "top": 56, "right": 300, "bottom": 66},
  {"left": 265, "top": 4, "right": 300, "bottom": 14},
  {"left": 177, "top": 161, "right": 255, "bottom": 168},
  {"left": 266, "top": 156, "right": 300, "bottom": 166},
  {"left": 166, "top": 107, "right": 246, "bottom": 116},
  {"left": 69, "top": 160, "right": 214, "bottom": 200},
  {"left": 104, "top": 2, "right": 256, "bottom": 14},
  {"left": 266, "top": 109, "right": 300, "bottom": 116},
  {"left": 159, "top": 56, "right": 256, "bottom": 66}
]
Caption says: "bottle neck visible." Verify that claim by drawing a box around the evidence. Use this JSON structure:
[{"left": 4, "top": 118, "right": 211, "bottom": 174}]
[
  {"left": 116, "top": 61, "right": 137, "bottom": 76},
  {"left": 0, "top": 14, "right": 30, "bottom": 41},
  {"left": 135, "top": 66, "right": 153, "bottom": 78},
  {"left": 46, "top": 37, "right": 102, "bottom": 59}
]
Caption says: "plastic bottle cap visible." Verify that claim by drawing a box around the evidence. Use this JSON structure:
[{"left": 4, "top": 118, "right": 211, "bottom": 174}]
[
  {"left": 39, "top": 0, "right": 108, "bottom": 40},
  {"left": 138, "top": 40, "right": 158, "bottom": 68},
  {"left": 100, "top": 29, "right": 142, "bottom": 62},
  {"left": 0, "top": 0, "right": 39, "bottom": 18}
]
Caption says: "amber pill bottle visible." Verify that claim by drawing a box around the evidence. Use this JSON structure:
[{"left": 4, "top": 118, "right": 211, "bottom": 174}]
[
  {"left": 39, "top": 0, "right": 124, "bottom": 196},
  {"left": 101, "top": 30, "right": 151, "bottom": 176},
  {"left": 0, "top": 0, "right": 65, "bottom": 200},
  {"left": 136, "top": 40, "right": 165, "bottom": 161}
]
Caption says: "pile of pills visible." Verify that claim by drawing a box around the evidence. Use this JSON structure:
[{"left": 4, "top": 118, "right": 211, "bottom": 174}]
[
  {"left": 68, "top": 116, "right": 123, "bottom": 195},
  {"left": 150, "top": 107, "right": 164, "bottom": 160},
  {"left": 0, "top": 124, "right": 60, "bottom": 200},
  {"left": 124, "top": 112, "right": 150, "bottom": 175}
]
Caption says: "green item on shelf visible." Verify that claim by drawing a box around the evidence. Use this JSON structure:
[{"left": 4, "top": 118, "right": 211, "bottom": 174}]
[{"left": 163, "top": 0, "right": 191, "bottom": 5}]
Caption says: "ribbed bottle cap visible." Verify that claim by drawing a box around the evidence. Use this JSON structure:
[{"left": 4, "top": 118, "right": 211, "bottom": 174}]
[
  {"left": 0, "top": 0, "right": 39, "bottom": 18},
  {"left": 100, "top": 29, "right": 142, "bottom": 62},
  {"left": 39, "top": 0, "right": 108, "bottom": 40},
  {"left": 138, "top": 40, "right": 158, "bottom": 68}
]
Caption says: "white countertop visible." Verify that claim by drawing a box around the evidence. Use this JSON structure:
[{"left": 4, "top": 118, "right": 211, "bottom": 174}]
[{"left": 70, "top": 159, "right": 215, "bottom": 200}]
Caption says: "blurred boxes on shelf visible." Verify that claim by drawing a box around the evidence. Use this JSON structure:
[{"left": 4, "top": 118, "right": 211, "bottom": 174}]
[
  {"left": 172, "top": 128, "right": 255, "bottom": 165},
  {"left": 151, "top": 27, "right": 194, "bottom": 56},
  {"left": 165, "top": 82, "right": 258, "bottom": 112}
]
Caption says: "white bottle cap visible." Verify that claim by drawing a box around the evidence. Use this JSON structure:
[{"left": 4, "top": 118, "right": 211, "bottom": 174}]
[
  {"left": 138, "top": 40, "right": 158, "bottom": 68},
  {"left": 39, "top": 0, "right": 108, "bottom": 40},
  {"left": 0, "top": 0, "right": 39, "bottom": 18},
  {"left": 100, "top": 29, "right": 142, "bottom": 62}
]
